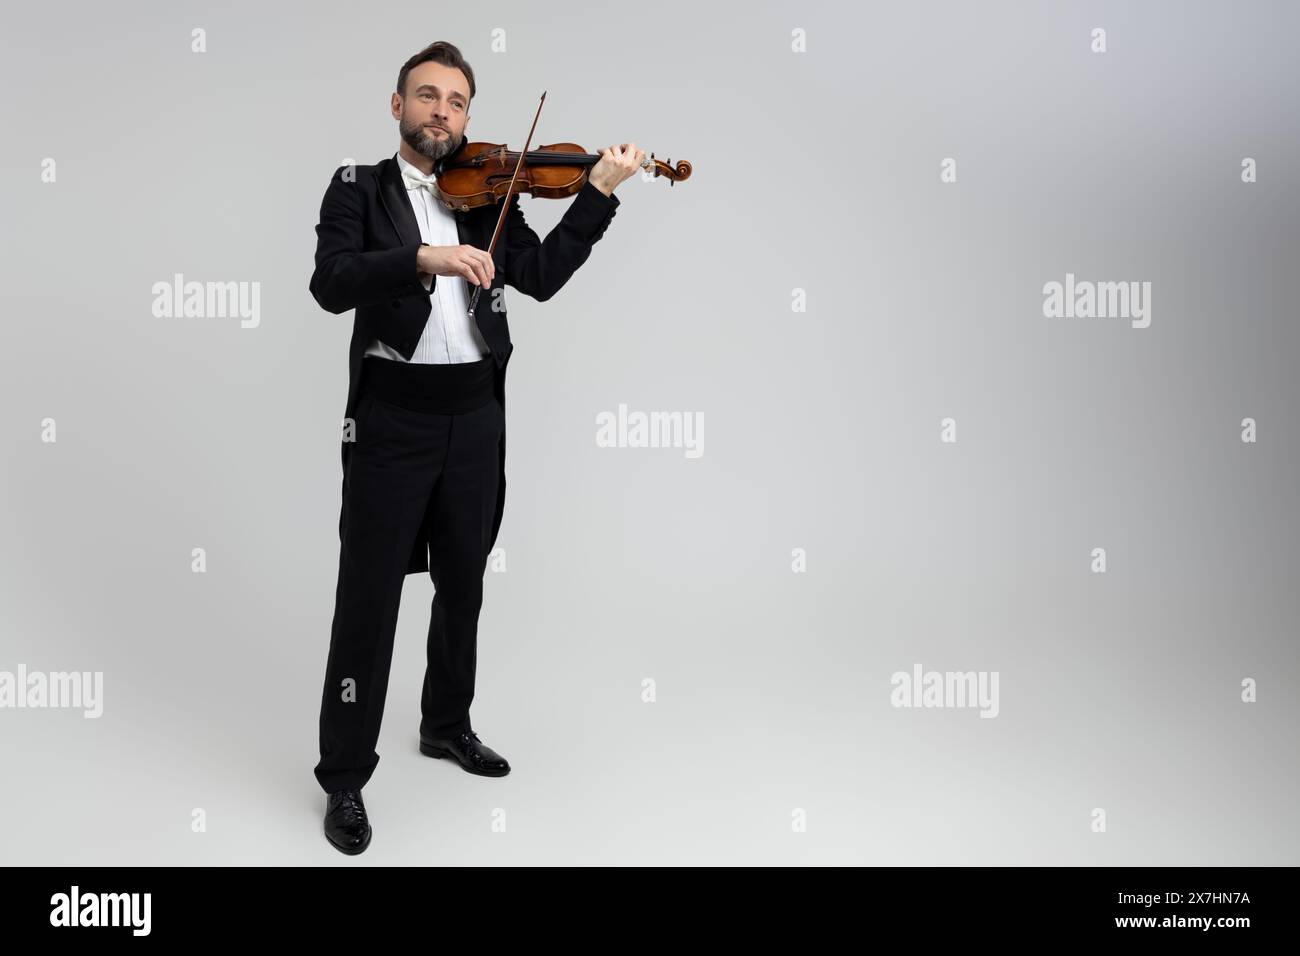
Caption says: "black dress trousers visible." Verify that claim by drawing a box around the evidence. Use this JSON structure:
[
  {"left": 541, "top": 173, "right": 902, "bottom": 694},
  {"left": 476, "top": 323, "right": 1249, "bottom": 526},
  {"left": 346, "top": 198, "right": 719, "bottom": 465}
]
[{"left": 314, "top": 354, "right": 503, "bottom": 794}]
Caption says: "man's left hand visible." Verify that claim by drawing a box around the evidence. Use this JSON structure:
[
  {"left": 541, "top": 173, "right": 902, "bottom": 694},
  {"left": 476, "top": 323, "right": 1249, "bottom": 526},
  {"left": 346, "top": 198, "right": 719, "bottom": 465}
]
[{"left": 588, "top": 142, "right": 645, "bottom": 197}]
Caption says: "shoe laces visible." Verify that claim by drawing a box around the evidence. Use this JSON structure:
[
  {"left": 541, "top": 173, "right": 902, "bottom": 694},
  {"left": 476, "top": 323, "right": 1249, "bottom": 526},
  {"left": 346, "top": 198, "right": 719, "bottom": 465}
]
[{"left": 335, "top": 791, "right": 367, "bottom": 824}]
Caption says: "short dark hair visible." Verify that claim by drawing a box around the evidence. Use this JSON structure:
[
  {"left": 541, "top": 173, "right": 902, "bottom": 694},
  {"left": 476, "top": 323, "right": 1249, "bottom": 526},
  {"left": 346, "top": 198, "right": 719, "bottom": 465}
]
[{"left": 396, "top": 41, "right": 476, "bottom": 103}]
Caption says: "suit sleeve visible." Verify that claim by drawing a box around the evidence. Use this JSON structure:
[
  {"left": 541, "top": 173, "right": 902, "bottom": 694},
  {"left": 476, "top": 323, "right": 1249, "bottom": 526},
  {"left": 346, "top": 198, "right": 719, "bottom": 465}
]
[
  {"left": 309, "top": 166, "right": 429, "bottom": 314},
  {"left": 503, "top": 180, "right": 620, "bottom": 302}
]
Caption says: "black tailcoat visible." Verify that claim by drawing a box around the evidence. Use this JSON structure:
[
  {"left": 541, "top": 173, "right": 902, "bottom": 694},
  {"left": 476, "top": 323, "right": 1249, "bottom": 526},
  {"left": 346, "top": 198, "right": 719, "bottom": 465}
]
[{"left": 309, "top": 150, "right": 620, "bottom": 574}]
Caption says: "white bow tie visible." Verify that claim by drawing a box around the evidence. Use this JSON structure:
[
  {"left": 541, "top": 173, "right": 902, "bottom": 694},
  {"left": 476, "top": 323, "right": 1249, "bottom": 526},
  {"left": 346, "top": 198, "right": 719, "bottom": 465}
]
[{"left": 402, "top": 170, "right": 440, "bottom": 194}]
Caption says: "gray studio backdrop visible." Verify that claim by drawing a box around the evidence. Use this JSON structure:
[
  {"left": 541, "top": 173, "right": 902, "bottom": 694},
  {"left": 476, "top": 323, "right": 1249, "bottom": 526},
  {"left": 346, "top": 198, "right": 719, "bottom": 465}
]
[{"left": 2, "top": 0, "right": 1297, "bottom": 865}]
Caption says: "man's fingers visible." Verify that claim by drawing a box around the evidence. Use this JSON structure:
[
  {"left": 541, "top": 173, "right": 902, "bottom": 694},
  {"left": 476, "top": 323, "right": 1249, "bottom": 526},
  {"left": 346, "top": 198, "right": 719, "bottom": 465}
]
[
  {"left": 458, "top": 252, "right": 484, "bottom": 288},
  {"left": 473, "top": 247, "right": 495, "bottom": 286},
  {"left": 462, "top": 247, "right": 493, "bottom": 288},
  {"left": 611, "top": 142, "right": 640, "bottom": 174}
]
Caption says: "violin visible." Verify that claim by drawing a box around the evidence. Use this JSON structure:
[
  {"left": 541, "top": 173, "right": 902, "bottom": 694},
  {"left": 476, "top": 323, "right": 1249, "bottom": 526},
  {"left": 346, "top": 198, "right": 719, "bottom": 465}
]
[
  {"left": 450, "top": 90, "right": 691, "bottom": 317},
  {"left": 433, "top": 140, "right": 692, "bottom": 212}
]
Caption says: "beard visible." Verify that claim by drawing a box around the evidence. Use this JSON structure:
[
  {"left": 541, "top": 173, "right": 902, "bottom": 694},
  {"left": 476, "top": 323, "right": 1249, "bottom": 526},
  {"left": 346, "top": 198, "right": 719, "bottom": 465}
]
[{"left": 399, "top": 113, "right": 462, "bottom": 163}]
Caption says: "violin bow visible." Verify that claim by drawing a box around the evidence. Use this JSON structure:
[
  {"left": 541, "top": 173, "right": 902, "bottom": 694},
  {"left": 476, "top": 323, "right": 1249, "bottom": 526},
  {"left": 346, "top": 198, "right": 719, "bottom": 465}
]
[{"left": 466, "top": 89, "right": 546, "bottom": 319}]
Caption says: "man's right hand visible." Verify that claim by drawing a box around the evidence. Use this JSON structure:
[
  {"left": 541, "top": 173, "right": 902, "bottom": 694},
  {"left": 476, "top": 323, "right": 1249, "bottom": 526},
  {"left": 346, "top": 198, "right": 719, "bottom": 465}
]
[{"left": 416, "top": 244, "right": 495, "bottom": 289}]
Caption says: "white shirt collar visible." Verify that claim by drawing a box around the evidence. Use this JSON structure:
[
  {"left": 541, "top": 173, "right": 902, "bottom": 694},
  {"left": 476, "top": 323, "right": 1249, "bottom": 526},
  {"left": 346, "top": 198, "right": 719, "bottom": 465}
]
[{"left": 396, "top": 153, "right": 437, "bottom": 186}]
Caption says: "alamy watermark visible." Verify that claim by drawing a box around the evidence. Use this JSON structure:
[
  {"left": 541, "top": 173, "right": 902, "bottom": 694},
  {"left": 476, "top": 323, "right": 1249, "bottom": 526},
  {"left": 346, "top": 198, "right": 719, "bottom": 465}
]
[
  {"left": 152, "top": 273, "right": 260, "bottom": 328},
  {"left": 890, "top": 663, "right": 999, "bottom": 718},
  {"left": 0, "top": 665, "right": 103, "bottom": 718},
  {"left": 1042, "top": 272, "right": 1150, "bottom": 328},
  {"left": 595, "top": 403, "right": 703, "bottom": 459},
  {"left": 50, "top": 886, "right": 150, "bottom": 935}
]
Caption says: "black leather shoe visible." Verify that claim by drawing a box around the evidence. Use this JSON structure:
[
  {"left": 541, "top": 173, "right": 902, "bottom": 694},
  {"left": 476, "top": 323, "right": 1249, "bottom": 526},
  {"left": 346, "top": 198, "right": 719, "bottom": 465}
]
[
  {"left": 323, "top": 788, "right": 372, "bottom": 855},
  {"left": 419, "top": 730, "right": 510, "bottom": 776}
]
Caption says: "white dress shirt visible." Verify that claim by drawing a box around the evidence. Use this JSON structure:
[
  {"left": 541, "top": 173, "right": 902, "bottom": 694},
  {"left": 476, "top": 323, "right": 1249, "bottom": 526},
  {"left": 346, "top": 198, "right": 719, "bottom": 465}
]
[{"left": 364, "top": 153, "right": 490, "bottom": 364}]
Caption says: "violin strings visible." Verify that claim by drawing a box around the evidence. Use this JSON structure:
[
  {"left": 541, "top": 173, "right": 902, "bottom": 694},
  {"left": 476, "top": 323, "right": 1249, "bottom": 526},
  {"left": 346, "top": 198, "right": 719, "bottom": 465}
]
[{"left": 465, "top": 150, "right": 599, "bottom": 165}]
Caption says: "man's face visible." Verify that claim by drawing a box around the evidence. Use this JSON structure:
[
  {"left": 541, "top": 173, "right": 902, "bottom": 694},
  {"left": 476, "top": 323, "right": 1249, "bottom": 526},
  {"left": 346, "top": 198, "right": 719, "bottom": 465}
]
[{"left": 394, "top": 60, "right": 471, "bottom": 162}]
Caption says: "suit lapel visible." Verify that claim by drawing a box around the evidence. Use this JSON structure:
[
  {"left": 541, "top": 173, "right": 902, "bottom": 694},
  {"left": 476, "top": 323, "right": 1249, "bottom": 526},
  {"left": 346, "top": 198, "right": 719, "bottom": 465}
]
[
  {"left": 378, "top": 151, "right": 482, "bottom": 250},
  {"left": 378, "top": 153, "right": 422, "bottom": 248}
]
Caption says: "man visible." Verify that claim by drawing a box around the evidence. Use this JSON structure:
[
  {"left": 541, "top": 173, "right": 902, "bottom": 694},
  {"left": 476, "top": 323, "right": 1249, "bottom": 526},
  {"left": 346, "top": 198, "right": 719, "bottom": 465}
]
[{"left": 309, "top": 41, "right": 643, "bottom": 855}]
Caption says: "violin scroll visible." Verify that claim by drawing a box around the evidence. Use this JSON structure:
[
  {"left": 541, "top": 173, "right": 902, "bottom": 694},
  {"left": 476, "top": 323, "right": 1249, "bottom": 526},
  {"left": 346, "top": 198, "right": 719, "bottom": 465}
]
[{"left": 643, "top": 152, "right": 691, "bottom": 185}]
